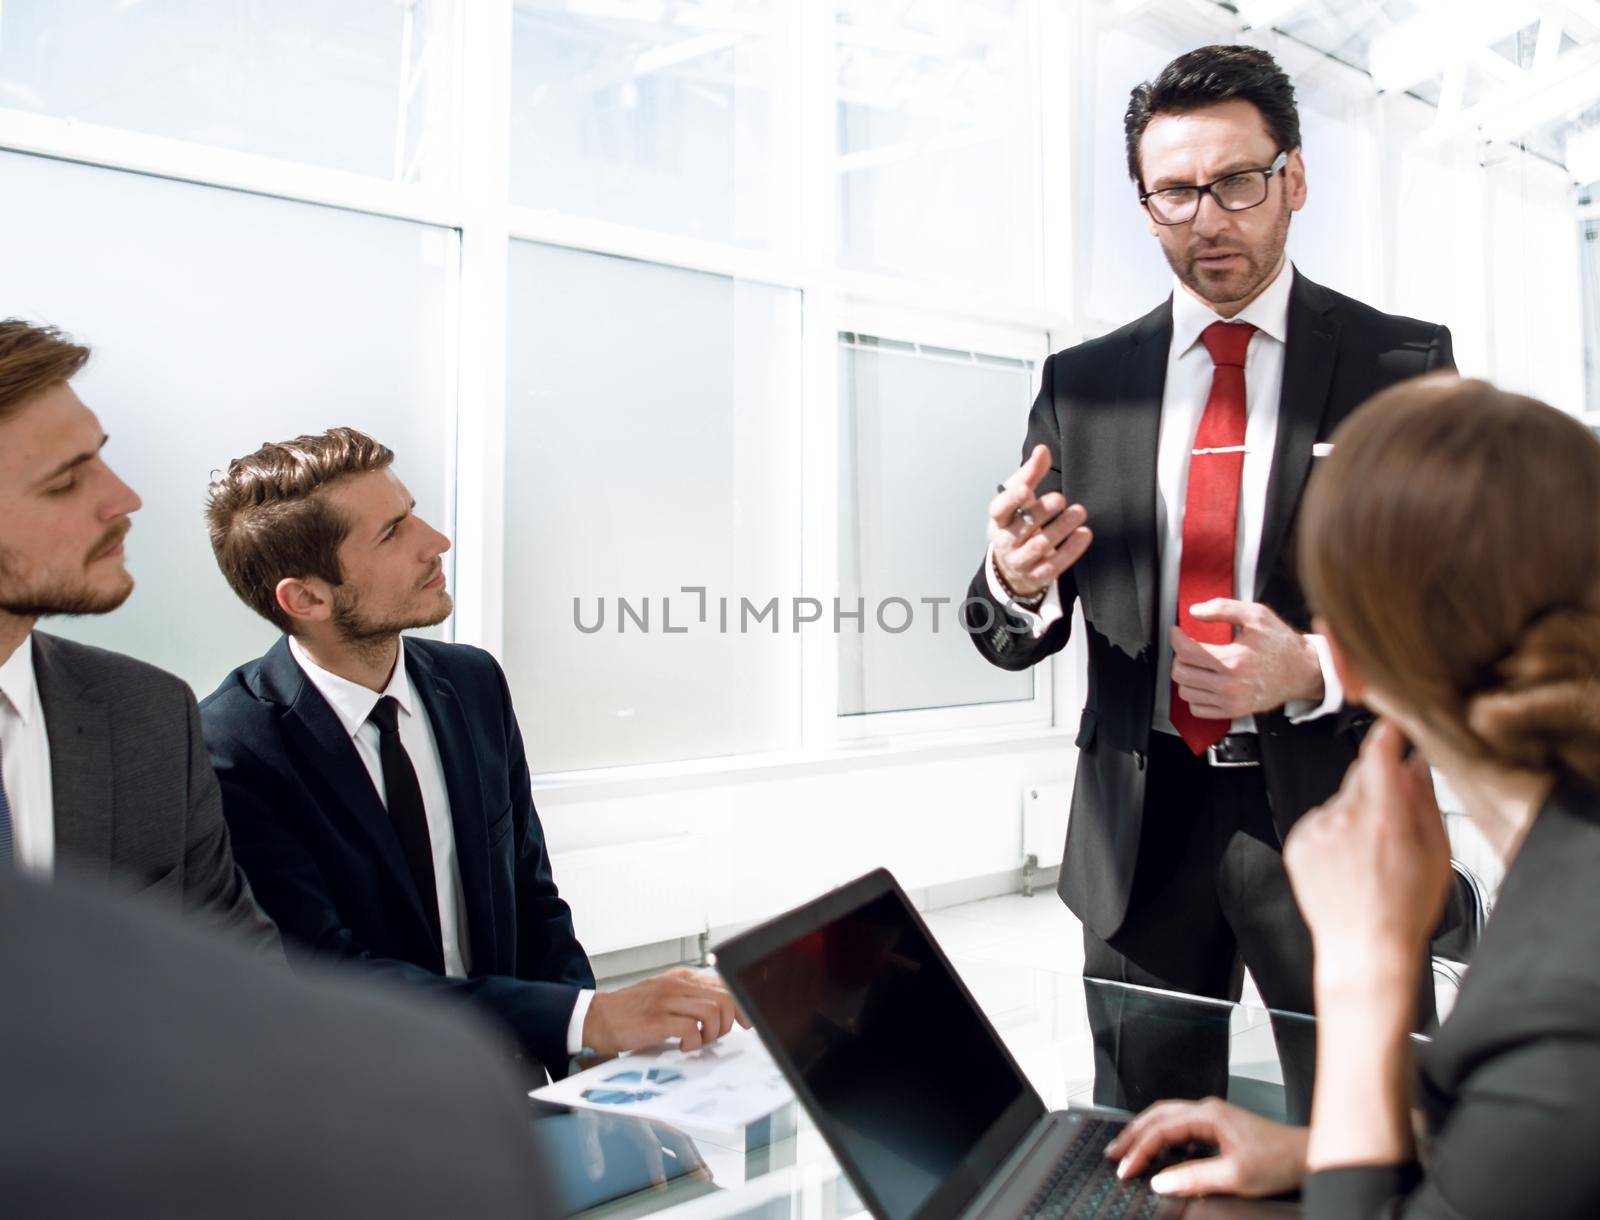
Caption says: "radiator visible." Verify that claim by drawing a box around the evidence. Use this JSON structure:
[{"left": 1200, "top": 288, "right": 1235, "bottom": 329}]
[
  {"left": 1023, "top": 782, "right": 1074, "bottom": 871},
  {"left": 549, "top": 835, "right": 709, "bottom": 956}
]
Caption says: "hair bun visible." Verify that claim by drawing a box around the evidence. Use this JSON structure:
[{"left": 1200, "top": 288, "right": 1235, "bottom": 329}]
[{"left": 1465, "top": 607, "right": 1600, "bottom": 782}]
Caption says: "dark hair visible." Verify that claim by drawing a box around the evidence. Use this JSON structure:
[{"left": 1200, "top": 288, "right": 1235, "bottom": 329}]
[
  {"left": 1124, "top": 45, "right": 1301, "bottom": 188},
  {"left": 1300, "top": 375, "right": 1600, "bottom": 785},
  {"left": 0, "top": 318, "right": 90, "bottom": 421},
  {"left": 205, "top": 427, "right": 395, "bottom": 634}
]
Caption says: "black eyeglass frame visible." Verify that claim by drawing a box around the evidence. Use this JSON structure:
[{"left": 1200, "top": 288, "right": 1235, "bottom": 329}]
[{"left": 1138, "top": 150, "right": 1289, "bottom": 226}]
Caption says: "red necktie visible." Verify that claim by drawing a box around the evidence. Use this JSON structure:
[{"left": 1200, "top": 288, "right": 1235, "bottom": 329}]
[{"left": 1171, "top": 320, "right": 1256, "bottom": 755}]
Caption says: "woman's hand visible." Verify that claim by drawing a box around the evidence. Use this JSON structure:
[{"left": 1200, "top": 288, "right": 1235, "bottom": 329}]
[
  {"left": 1103, "top": 1097, "right": 1309, "bottom": 1198},
  {"left": 1283, "top": 719, "right": 1453, "bottom": 983}
]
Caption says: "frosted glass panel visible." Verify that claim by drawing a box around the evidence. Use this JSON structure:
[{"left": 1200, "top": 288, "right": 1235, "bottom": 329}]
[
  {"left": 0, "top": 151, "right": 455, "bottom": 698},
  {"left": 835, "top": 0, "right": 1041, "bottom": 298},
  {"left": 838, "top": 337, "right": 1034, "bottom": 716},
  {"left": 511, "top": 0, "right": 785, "bottom": 248},
  {"left": 505, "top": 242, "right": 801, "bottom": 772},
  {"left": 0, "top": 0, "right": 452, "bottom": 181}
]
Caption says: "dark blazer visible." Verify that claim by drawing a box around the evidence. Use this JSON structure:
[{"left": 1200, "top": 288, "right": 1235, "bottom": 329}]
[
  {"left": 199, "top": 635, "right": 595, "bottom": 1076},
  {"left": 964, "top": 271, "right": 1455, "bottom": 940},
  {"left": 1304, "top": 777, "right": 1600, "bottom": 1218},
  {"left": 32, "top": 632, "right": 280, "bottom": 953},
  {"left": 0, "top": 872, "right": 551, "bottom": 1219}
]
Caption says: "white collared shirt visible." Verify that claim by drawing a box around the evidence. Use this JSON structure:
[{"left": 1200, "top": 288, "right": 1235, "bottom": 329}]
[
  {"left": 989, "top": 261, "right": 1341, "bottom": 733},
  {"left": 288, "top": 636, "right": 594, "bottom": 1055},
  {"left": 0, "top": 635, "right": 53, "bottom": 876},
  {"left": 290, "top": 635, "right": 474, "bottom": 978}
]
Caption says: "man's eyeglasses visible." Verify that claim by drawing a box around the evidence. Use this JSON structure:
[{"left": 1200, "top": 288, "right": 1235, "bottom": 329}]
[{"left": 1139, "top": 150, "right": 1289, "bottom": 226}]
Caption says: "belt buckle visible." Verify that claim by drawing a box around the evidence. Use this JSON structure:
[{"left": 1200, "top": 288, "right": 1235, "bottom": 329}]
[{"left": 1205, "top": 738, "right": 1259, "bottom": 769}]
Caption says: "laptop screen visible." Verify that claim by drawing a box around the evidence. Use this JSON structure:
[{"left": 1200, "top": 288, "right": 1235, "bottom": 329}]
[{"left": 720, "top": 879, "right": 1046, "bottom": 1220}]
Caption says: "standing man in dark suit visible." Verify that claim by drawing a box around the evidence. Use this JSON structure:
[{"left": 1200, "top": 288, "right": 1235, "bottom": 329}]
[
  {"left": 199, "top": 428, "right": 742, "bottom": 1082},
  {"left": 964, "top": 46, "right": 1453, "bottom": 1113},
  {"left": 0, "top": 318, "right": 278, "bottom": 951}
]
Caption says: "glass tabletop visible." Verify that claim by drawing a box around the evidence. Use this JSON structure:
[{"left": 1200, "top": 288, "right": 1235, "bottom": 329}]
[{"left": 546, "top": 949, "right": 1323, "bottom": 1220}]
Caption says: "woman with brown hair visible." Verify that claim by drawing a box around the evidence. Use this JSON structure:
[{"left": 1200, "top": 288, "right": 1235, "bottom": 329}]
[{"left": 1102, "top": 374, "right": 1600, "bottom": 1216}]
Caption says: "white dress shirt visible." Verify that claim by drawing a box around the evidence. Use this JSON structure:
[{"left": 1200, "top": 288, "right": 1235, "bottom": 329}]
[
  {"left": 988, "top": 262, "right": 1342, "bottom": 735},
  {"left": 0, "top": 635, "right": 54, "bottom": 876},
  {"left": 288, "top": 637, "right": 594, "bottom": 1055}
]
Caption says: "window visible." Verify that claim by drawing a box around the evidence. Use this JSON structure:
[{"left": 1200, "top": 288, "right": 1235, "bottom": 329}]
[
  {"left": 0, "top": 150, "right": 456, "bottom": 698},
  {"left": 0, "top": 0, "right": 1064, "bottom": 780},
  {"left": 0, "top": 0, "right": 452, "bottom": 180},
  {"left": 835, "top": 0, "right": 1042, "bottom": 299},
  {"left": 510, "top": 0, "right": 788, "bottom": 248},
  {"left": 838, "top": 331, "right": 1040, "bottom": 723},
  {"left": 502, "top": 242, "right": 803, "bottom": 772}
]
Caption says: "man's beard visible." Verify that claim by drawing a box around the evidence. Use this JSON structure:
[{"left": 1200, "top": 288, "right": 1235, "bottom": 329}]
[
  {"left": 0, "top": 526, "right": 135, "bottom": 618},
  {"left": 1165, "top": 197, "right": 1292, "bottom": 308},
  {"left": 330, "top": 582, "right": 453, "bottom": 658}
]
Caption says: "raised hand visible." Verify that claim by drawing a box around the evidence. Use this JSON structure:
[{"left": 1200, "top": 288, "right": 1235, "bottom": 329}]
[{"left": 988, "top": 443, "right": 1092, "bottom": 601}]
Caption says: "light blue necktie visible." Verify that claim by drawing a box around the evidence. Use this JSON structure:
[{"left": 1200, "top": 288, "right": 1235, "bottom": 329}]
[{"left": 0, "top": 733, "right": 13, "bottom": 869}]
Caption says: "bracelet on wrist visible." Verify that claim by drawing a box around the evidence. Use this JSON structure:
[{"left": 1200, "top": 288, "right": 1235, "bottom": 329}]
[{"left": 993, "top": 552, "right": 1047, "bottom": 611}]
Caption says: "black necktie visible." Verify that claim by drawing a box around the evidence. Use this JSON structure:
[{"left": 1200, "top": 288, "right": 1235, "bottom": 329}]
[
  {"left": 368, "top": 696, "right": 443, "bottom": 967},
  {"left": 0, "top": 732, "right": 13, "bottom": 870}
]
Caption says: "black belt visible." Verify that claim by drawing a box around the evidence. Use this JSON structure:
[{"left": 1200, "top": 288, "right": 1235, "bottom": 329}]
[{"left": 1205, "top": 732, "right": 1261, "bottom": 769}]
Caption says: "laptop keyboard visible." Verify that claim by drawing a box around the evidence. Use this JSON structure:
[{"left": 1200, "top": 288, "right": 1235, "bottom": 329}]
[{"left": 1019, "top": 1118, "right": 1169, "bottom": 1220}]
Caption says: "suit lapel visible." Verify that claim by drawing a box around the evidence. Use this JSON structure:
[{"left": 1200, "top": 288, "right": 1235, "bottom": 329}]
[
  {"left": 261, "top": 639, "right": 437, "bottom": 951},
  {"left": 1113, "top": 304, "right": 1171, "bottom": 652},
  {"left": 33, "top": 635, "right": 114, "bottom": 878},
  {"left": 1255, "top": 274, "right": 1341, "bottom": 598},
  {"left": 405, "top": 641, "right": 494, "bottom": 971}
]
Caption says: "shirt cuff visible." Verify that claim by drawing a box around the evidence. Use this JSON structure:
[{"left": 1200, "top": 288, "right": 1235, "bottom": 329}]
[
  {"left": 984, "top": 544, "right": 1065, "bottom": 640},
  {"left": 566, "top": 988, "right": 597, "bottom": 1057},
  {"left": 1285, "top": 633, "right": 1344, "bottom": 723}
]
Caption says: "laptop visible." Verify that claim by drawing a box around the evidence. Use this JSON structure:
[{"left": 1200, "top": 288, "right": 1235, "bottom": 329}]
[{"left": 714, "top": 868, "right": 1297, "bottom": 1220}]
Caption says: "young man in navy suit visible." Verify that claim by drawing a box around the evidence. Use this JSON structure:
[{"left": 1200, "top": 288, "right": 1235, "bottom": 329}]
[{"left": 199, "top": 427, "right": 739, "bottom": 1081}]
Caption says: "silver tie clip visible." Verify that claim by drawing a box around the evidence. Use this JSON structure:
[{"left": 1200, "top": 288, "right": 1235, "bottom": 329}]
[{"left": 1191, "top": 445, "right": 1249, "bottom": 456}]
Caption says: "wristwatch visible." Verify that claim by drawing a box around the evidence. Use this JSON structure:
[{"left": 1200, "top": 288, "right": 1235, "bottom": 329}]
[{"left": 993, "top": 551, "right": 1047, "bottom": 614}]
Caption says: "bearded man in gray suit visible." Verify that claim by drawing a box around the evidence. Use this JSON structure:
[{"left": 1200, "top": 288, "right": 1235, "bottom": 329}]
[{"left": 0, "top": 318, "right": 277, "bottom": 951}]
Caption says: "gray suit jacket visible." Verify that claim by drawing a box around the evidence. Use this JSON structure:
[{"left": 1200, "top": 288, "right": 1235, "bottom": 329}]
[
  {"left": 0, "top": 873, "right": 552, "bottom": 1218},
  {"left": 33, "top": 632, "right": 279, "bottom": 953},
  {"left": 1304, "top": 776, "right": 1600, "bottom": 1218}
]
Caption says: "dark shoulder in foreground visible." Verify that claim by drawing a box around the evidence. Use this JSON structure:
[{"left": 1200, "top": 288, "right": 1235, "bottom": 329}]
[{"left": 0, "top": 873, "right": 546, "bottom": 1218}]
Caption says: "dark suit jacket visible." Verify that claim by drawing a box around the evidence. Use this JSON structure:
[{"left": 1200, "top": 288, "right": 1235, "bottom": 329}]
[
  {"left": 0, "top": 871, "right": 552, "bottom": 1219},
  {"left": 200, "top": 635, "right": 595, "bottom": 1076},
  {"left": 32, "top": 632, "right": 280, "bottom": 953},
  {"left": 1304, "top": 777, "right": 1600, "bottom": 1218},
  {"left": 964, "top": 271, "right": 1455, "bottom": 940}
]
